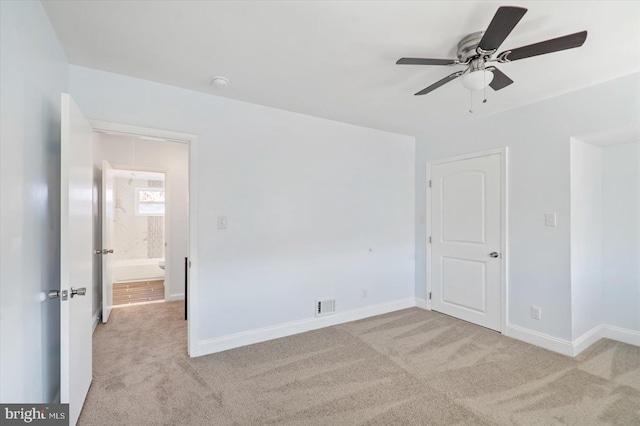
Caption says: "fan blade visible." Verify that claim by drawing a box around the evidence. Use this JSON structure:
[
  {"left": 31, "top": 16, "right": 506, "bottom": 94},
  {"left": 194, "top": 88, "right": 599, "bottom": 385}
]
[
  {"left": 500, "top": 31, "right": 587, "bottom": 61},
  {"left": 487, "top": 67, "right": 513, "bottom": 91},
  {"left": 396, "top": 58, "right": 459, "bottom": 66},
  {"left": 478, "top": 6, "right": 528, "bottom": 52},
  {"left": 414, "top": 71, "right": 464, "bottom": 96}
]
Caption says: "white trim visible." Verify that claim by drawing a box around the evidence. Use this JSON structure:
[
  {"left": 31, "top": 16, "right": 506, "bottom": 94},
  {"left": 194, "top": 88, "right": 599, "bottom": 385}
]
[
  {"left": 187, "top": 130, "right": 199, "bottom": 357},
  {"left": 415, "top": 298, "right": 429, "bottom": 310},
  {"left": 90, "top": 121, "right": 197, "bottom": 144},
  {"left": 425, "top": 162, "right": 432, "bottom": 312},
  {"left": 572, "top": 324, "right": 605, "bottom": 356},
  {"left": 501, "top": 148, "right": 509, "bottom": 334},
  {"left": 168, "top": 293, "right": 185, "bottom": 301},
  {"left": 505, "top": 324, "right": 574, "bottom": 357},
  {"left": 89, "top": 120, "right": 199, "bottom": 357},
  {"left": 92, "top": 310, "right": 101, "bottom": 333},
  {"left": 426, "top": 147, "right": 508, "bottom": 333},
  {"left": 195, "top": 298, "right": 416, "bottom": 357},
  {"left": 507, "top": 322, "right": 640, "bottom": 357},
  {"left": 603, "top": 324, "right": 640, "bottom": 347}
]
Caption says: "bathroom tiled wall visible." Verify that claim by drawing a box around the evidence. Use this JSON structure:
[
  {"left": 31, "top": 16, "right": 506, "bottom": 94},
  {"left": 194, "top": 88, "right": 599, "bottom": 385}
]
[
  {"left": 114, "top": 177, "right": 165, "bottom": 260},
  {"left": 147, "top": 180, "right": 164, "bottom": 259}
]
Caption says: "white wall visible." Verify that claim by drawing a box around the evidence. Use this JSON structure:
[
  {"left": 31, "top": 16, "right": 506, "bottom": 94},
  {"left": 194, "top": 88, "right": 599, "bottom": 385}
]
[
  {"left": 92, "top": 133, "right": 189, "bottom": 313},
  {"left": 70, "top": 66, "right": 415, "bottom": 346},
  {"left": 603, "top": 142, "right": 640, "bottom": 332},
  {"left": 0, "top": 1, "right": 69, "bottom": 402},
  {"left": 570, "top": 139, "right": 604, "bottom": 338},
  {"left": 416, "top": 73, "right": 640, "bottom": 341}
]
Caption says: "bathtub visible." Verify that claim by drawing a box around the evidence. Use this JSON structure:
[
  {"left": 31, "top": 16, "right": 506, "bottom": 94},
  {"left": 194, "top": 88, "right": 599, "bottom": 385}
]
[{"left": 113, "top": 258, "right": 165, "bottom": 282}]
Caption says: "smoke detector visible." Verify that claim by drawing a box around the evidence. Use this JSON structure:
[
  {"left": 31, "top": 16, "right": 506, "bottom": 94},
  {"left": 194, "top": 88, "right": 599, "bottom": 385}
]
[{"left": 210, "top": 76, "right": 229, "bottom": 88}]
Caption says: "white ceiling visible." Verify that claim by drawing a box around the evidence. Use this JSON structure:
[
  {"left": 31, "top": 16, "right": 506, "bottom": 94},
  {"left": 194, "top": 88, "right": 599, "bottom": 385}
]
[{"left": 42, "top": 1, "right": 640, "bottom": 137}]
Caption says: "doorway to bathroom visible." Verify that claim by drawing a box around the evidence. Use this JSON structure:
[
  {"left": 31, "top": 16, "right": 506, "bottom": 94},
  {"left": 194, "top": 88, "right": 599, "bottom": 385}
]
[
  {"left": 108, "top": 168, "right": 167, "bottom": 308},
  {"left": 93, "top": 127, "right": 190, "bottom": 324}
]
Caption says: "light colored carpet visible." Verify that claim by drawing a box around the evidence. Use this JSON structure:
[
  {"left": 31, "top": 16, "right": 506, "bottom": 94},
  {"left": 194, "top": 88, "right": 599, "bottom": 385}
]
[{"left": 79, "top": 302, "right": 640, "bottom": 425}]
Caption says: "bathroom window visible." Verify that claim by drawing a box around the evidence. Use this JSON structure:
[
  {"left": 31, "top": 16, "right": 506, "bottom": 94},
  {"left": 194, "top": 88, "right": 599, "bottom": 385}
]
[{"left": 136, "top": 188, "right": 165, "bottom": 216}]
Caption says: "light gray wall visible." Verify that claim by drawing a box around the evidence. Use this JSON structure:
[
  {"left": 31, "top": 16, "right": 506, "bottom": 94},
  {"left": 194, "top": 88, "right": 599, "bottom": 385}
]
[
  {"left": 92, "top": 132, "right": 189, "bottom": 311},
  {"left": 70, "top": 65, "right": 416, "bottom": 343},
  {"left": 570, "top": 139, "right": 604, "bottom": 338},
  {"left": 415, "top": 73, "right": 640, "bottom": 341},
  {"left": 569, "top": 139, "right": 639, "bottom": 338},
  {"left": 0, "top": 1, "right": 69, "bottom": 402},
  {"left": 603, "top": 142, "right": 640, "bottom": 331}
]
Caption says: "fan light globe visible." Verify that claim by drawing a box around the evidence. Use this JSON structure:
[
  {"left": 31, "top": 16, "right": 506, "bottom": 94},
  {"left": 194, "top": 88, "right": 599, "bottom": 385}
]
[{"left": 461, "top": 70, "right": 494, "bottom": 91}]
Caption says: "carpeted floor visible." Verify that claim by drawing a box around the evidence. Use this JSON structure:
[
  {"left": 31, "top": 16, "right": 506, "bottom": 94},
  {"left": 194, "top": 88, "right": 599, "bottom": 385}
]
[{"left": 79, "top": 302, "right": 640, "bottom": 425}]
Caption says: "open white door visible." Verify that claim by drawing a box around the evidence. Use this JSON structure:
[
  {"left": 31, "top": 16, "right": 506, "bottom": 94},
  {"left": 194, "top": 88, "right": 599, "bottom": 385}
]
[
  {"left": 101, "top": 160, "right": 115, "bottom": 322},
  {"left": 61, "top": 93, "right": 93, "bottom": 425}
]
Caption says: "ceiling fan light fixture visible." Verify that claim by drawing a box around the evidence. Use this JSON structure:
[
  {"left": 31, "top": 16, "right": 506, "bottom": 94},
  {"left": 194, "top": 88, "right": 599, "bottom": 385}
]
[{"left": 461, "top": 69, "right": 494, "bottom": 91}]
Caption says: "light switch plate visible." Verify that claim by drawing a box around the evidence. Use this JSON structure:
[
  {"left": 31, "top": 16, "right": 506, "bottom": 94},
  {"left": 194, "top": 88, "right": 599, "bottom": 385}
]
[{"left": 544, "top": 213, "right": 556, "bottom": 227}]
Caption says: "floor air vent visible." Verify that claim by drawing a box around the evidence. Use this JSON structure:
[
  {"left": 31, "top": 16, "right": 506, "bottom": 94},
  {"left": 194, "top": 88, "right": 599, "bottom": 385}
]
[{"left": 316, "top": 299, "right": 336, "bottom": 317}]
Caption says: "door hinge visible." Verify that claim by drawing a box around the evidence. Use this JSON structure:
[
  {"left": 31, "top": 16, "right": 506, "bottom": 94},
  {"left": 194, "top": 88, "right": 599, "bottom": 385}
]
[
  {"left": 429, "top": 236, "right": 432, "bottom": 244},
  {"left": 428, "top": 292, "right": 432, "bottom": 300},
  {"left": 428, "top": 180, "right": 432, "bottom": 188}
]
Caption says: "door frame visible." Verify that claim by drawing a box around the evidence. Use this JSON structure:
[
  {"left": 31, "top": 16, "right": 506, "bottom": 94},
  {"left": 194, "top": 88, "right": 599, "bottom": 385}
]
[
  {"left": 89, "top": 120, "right": 199, "bottom": 356},
  {"left": 426, "top": 147, "right": 508, "bottom": 334}
]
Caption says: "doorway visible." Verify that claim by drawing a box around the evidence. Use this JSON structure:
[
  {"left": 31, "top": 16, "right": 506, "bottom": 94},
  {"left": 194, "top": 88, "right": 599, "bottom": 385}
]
[
  {"left": 89, "top": 121, "right": 198, "bottom": 356},
  {"left": 109, "top": 168, "right": 166, "bottom": 308},
  {"left": 427, "top": 148, "right": 507, "bottom": 332}
]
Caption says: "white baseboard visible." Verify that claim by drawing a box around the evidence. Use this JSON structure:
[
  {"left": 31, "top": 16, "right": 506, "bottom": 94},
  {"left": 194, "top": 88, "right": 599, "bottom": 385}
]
[
  {"left": 168, "top": 293, "right": 185, "bottom": 301},
  {"left": 415, "top": 298, "right": 429, "bottom": 310},
  {"left": 92, "top": 309, "right": 102, "bottom": 333},
  {"left": 572, "top": 324, "right": 605, "bottom": 356},
  {"left": 603, "top": 324, "right": 640, "bottom": 347},
  {"left": 195, "top": 298, "right": 416, "bottom": 357},
  {"left": 505, "top": 324, "right": 574, "bottom": 356},
  {"left": 506, "top": 322, "right": 640, "bottom": 358}
]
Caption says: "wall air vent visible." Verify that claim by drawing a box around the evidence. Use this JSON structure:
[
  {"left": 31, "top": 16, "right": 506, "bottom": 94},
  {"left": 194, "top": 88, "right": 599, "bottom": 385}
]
[{"left": 316, "top": 299, "right": 336, "bottom": 317}]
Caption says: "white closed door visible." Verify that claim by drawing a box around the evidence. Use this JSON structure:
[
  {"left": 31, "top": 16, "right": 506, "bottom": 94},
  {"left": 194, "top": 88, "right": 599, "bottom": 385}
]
[
  {"left": 61, "top": 93, "right": 93, "bottom": 425},
  {"left": 430, "top": 152, "right": 503, "bottom": 331},
  {"left": 101, "top": 160, "right": 115, "bottom": 323}
]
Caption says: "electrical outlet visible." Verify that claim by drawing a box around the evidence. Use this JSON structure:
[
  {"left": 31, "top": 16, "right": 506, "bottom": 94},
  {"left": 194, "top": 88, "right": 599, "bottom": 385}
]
[
  {"left": 544, "top": 213, "right": 556, "bottom": 227},
  {"left": 362, "top": 288, "right": 368, "bottom": 298},
  {"left": 531, "top": 306, "right": 542, "bottom": 320}
]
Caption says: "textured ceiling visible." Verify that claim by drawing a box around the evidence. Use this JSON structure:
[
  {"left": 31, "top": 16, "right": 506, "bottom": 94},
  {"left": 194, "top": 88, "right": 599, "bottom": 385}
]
[{"left": 43, "top": 1, "right": 640, "bottom": 136}]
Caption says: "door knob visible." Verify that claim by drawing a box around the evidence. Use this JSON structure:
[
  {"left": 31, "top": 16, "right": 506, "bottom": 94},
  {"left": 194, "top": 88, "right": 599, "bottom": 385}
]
[
  {"left": 489, "top": 252, "right": 499, "bottom": 258},
  {"left": 71, "top": 287, "right": 87, "bottom": 298}
]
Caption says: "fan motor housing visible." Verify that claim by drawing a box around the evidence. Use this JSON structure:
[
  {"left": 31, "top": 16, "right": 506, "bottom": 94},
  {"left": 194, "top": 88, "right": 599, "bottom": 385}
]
[{"left": 457, "top": 31, "right": 485, "bottom": 62}]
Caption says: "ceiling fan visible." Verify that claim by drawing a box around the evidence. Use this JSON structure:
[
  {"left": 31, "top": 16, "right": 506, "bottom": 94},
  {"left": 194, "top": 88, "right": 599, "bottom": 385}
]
[{"left": 397, "top": 6, "right": 587, "bottom": 96}]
